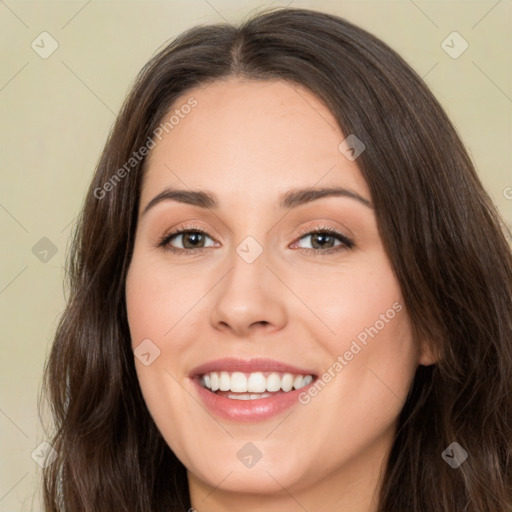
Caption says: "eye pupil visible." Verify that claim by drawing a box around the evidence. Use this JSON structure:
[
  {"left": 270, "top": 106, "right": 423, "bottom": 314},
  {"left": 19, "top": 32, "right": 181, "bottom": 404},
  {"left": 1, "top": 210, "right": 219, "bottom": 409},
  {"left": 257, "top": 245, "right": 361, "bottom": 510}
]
[
  {"left": 183, "top": 232, "right": 204, "bottom": 248},
  {"left": 311, "top": 233, "right": 335, "bottom": 249}
]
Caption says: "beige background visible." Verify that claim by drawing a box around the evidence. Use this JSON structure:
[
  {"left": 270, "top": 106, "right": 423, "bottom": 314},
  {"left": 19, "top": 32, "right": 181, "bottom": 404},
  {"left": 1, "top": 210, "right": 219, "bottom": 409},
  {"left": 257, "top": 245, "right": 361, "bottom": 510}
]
[{"left": 1, "top": 1, "right": 511, "bottom": 510}]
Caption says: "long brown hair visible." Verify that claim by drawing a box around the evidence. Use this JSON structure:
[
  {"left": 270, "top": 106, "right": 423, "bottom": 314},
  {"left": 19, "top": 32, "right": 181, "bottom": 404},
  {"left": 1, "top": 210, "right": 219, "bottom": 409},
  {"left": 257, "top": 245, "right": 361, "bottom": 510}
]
[{"left": 39, "top": 7, "right": 512, "bottom": 511}]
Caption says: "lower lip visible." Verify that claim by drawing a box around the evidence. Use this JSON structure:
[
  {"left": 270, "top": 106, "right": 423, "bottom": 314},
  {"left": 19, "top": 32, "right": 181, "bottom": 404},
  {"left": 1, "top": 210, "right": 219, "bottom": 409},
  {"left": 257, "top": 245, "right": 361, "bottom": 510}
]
[{"left": 191, "top": 378, "right": 314, "bottom": 422}]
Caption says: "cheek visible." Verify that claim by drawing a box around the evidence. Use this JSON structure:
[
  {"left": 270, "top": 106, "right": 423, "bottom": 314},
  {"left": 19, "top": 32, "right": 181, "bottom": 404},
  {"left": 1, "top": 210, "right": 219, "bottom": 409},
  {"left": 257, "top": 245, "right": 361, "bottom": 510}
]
[
  {"left": 293, "top": 253, "right": 409, "bottom": 359},
  {"left": 125, "top": 254, "right": 209, "bottom": 349},
  {"left": 295, "top": 255, "right": 418, "bottom": 440},
  {"left": 125, "top": 259, "right": 210, "bottom": 469}
]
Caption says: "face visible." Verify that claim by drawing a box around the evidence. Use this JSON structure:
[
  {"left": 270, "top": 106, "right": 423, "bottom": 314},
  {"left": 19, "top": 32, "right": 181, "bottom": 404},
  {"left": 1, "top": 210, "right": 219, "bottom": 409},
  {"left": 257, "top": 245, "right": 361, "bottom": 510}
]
[{"left": 125, "top": 78, "right": 427, "bottom": 504}]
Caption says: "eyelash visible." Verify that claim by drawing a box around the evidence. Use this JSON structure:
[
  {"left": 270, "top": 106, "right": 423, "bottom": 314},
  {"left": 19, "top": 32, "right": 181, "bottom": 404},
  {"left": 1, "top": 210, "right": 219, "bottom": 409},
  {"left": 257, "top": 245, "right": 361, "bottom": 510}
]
[{"left": 157, "top": 223, "right": 355, "bottom": 257}]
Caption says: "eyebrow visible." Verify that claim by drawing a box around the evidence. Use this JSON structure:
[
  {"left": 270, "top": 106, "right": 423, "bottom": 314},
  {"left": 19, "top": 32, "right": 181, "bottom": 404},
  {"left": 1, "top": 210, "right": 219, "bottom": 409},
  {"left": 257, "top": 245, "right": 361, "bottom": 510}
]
[{"left": 141, "top": 186, "right": 373, "bottom": 216}]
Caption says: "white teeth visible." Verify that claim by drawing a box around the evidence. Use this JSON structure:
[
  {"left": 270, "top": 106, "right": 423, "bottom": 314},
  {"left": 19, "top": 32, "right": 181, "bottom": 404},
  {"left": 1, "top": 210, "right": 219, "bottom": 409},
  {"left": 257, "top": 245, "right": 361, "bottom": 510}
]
[
  {"left": 281, "top": 373, "right": 294, "bottom": 392},
  {"left": 210, "top": 372, "right": 219, "bottom": 391},
  {"left": 226, "top": 392, "right": 273, "bottom": 400},
  {"left": 219, "top": 371, "right": 230, "bottom": 391},
  {"left": 266, "top": 372, "right": 281, "bottom": 392},
  {"left": 200, "top": 371, "right": 315, "bottom": 394},
  {"left": 231, "top": 372, "right": 247, "bottom": 392},
  {"left": 248, "top": 372, "right": 267, "bottom": 393}
]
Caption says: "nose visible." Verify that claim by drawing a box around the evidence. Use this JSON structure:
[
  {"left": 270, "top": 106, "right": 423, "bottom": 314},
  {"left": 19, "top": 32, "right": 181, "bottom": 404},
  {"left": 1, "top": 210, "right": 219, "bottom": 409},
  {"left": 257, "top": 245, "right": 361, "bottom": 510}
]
[{"left": 210, "top": 247, "right": 287, "bottom": 337}]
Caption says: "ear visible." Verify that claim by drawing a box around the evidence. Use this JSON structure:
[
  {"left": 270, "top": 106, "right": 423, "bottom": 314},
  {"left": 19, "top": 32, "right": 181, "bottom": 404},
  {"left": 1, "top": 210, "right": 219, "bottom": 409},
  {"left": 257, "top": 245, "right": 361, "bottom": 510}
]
[{"left": 418, "top": 338, "right": 439, "bottom": 366}]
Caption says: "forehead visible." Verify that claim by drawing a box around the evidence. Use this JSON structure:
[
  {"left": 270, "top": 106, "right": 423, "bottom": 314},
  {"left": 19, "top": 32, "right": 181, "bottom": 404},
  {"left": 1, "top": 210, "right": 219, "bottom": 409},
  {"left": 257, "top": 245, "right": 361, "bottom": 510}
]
[{"left": 140, "top": 77, "right": 370, "bottom": 208}]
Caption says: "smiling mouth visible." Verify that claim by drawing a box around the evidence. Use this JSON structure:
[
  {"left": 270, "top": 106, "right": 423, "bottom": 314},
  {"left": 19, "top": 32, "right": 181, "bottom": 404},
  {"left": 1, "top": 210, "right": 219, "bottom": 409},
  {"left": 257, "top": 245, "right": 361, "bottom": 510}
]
[{"left": 198, "top": 371, "right": 315, "bottom": 400}]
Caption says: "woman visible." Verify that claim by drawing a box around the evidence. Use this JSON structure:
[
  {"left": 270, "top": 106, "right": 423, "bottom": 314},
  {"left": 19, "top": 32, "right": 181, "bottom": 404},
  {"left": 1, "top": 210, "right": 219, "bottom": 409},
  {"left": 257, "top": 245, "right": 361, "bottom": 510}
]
[{"left": 39, "top": 7, "right": 512, "bottom": 512}]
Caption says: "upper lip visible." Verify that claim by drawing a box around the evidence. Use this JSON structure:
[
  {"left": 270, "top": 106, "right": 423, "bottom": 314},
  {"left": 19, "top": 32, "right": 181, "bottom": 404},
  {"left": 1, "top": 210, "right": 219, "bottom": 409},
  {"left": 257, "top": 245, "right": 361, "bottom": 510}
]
[{"left": 189, "top": 358, "right": 317, "bottom": 377}]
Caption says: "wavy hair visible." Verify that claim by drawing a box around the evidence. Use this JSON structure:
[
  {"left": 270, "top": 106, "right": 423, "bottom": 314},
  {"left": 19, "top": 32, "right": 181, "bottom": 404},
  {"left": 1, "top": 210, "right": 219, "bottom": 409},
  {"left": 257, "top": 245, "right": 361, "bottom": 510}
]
[{"left": 39, "top": 7, "right": 512, "bottom": 511}]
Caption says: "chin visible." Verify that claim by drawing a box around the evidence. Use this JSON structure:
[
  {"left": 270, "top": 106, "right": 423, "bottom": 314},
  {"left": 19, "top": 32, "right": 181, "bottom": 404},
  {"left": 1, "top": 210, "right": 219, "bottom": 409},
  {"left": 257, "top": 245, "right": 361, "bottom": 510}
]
[{"left": 187, "top": 457, "right": 307, "bottom": 495}]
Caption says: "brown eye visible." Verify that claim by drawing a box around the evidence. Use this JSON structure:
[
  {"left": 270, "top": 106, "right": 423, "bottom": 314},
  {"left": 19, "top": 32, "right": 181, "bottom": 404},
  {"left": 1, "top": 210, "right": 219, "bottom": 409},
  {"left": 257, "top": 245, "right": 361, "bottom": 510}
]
[
  {"left": 298, "top": 232, "right": 341, "bottom": 250},
  {"left": 293, "top": 227, "right": 355, "bottom": 255},
  {"left": 158, "top": 228, "right": 216, "bottom": 253},
  {"left": 173, "top": 231, "right": 208, "bottom": 249}
]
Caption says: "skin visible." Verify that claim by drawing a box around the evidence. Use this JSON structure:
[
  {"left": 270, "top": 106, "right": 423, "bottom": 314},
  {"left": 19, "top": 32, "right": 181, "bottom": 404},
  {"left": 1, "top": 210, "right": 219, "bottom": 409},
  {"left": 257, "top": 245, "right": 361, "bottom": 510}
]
[{"left": 125, "top": 77, "right": 434, "bottom": 512}]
